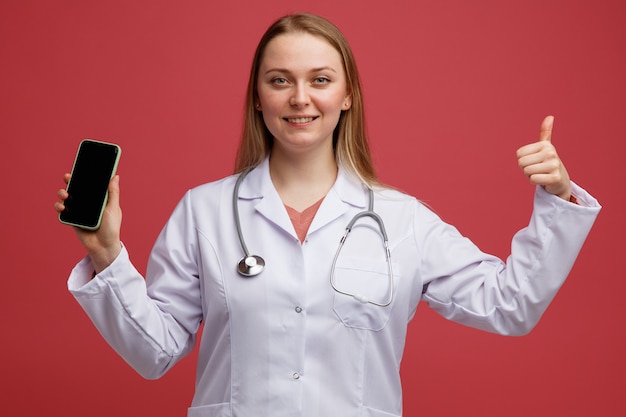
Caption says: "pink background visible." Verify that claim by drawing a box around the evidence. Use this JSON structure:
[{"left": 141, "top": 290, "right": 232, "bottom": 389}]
[{"left": 2, "top": 0, "right": 624, "bottom": 415}]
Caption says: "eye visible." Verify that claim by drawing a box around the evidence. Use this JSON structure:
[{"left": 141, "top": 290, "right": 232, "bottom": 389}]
[
  {"left": 271, "top": 77, "right": 289, "bottom": 86},
  {"left": 313, "top": 77, "right": 331, "bottom": 85}
]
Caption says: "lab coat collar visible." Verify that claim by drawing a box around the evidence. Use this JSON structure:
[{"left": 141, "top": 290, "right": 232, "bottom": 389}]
[{"left": 237, "top": 157, "right": 368, "bottom": 239}]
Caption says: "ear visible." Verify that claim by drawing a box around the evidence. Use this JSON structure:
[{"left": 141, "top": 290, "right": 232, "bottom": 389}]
[
  {"left": 342, "top": 95, "right": 352, "bottom": 110},
  {"left": 255, "top": 102, "right": 262, "bottom": 111}
]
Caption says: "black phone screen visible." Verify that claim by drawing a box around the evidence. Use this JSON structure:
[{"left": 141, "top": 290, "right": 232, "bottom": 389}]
[{"left": 59, "top": 140, "right": 121, "bottom": 230}]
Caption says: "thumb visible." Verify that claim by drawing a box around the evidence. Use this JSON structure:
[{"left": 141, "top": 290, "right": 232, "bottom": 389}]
[
  {"left": 107, "top": 175, "right": 120, "bottom": 207},
  {"left": 539, "top": 115, "right": 555, "bottom": 142}
]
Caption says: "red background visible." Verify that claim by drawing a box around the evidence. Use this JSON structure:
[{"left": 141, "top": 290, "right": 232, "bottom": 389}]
[{"left": 1, "top": 0, "right": 624, "bottom": 415}]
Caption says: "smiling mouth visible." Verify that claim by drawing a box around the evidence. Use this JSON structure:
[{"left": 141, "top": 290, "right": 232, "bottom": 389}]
[{"left": 285, "top": 116, "right": 318, "bottom": 123}]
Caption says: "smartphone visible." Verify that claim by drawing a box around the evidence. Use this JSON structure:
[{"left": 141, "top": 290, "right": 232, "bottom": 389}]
[{"left": 59, "top": 139, "right": 121, "bottom": 230}]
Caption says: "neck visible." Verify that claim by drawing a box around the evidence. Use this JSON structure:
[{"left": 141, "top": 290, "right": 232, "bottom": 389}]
[{"left": 269, "top": 148, "right": 338, "bottom": 211}]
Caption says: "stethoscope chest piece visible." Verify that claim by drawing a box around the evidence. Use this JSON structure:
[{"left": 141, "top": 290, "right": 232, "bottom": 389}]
[{"left": 237, "top": 255, "right": 265, "bottom": 277}]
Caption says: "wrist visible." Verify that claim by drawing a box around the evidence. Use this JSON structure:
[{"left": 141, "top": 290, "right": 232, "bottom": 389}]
[{"left": 89, "top": 242, "right": 122, "bottom": 274}]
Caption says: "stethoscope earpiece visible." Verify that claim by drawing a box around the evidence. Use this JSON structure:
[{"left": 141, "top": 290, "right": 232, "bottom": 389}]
[{"left": 237, "top": 255, "right": 265, "bottom": 277}]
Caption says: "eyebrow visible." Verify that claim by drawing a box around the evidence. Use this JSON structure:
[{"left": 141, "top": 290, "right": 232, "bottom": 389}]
[{"left": 263, "top": 66, "right": 338, "bottom": 75}]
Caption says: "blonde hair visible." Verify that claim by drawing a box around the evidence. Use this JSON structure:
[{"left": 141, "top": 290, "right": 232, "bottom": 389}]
[{"left": 234, "top": 13, "right": 378, "bottom": 186}]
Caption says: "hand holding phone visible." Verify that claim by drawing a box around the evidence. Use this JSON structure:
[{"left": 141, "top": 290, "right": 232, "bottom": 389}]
[{"left": 59, "top": 139, "right": 121, "bottom": 230}]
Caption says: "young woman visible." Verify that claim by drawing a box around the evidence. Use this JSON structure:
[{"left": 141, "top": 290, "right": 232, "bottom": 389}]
[{"left": 55, "top": 13, "right": 600, "bottom": 417}]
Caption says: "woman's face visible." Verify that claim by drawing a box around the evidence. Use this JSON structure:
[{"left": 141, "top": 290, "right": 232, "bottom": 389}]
[{"left": 256, "top": 32, "right": 351, "bottom": 156}]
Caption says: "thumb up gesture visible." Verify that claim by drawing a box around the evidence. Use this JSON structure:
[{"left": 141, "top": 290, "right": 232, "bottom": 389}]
[{"left": 517, "top": 116, "right": 571, "bottom": 201}]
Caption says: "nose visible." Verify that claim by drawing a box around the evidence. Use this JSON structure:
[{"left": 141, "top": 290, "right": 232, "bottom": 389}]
[{"left": 290, "top": 83, "right": 310, "bottom": 107}]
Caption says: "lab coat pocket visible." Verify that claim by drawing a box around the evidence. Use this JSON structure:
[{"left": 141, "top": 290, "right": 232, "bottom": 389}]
[
  {"left": 332, "top": 257, "right": 398, "bottom": 331},
  {"left": 361, "top": 406, "right": 401, "bottom": 417},
  {"left": 187, "top": 402, "right": 230, "bottom": 417}
]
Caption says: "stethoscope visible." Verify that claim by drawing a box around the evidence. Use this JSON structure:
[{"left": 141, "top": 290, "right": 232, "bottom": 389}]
[{"left": 233, "top": 167, "right": 394, "bottom": 307}]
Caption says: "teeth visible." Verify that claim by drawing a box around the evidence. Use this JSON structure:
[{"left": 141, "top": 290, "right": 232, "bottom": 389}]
[{"left": 287, "top": 117, "right": 314, "bottom": 123}]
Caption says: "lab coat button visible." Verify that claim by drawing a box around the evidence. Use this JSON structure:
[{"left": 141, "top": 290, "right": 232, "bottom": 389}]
[
  {"left": 292, "top": 372, "right": 301, "bottom": 380},
  {"left": 295, "top": 306, "right": 303, "bottom": 313}
]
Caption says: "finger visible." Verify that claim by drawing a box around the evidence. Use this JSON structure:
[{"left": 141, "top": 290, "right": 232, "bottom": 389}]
[
  {"left": 63, "top": 173, "right": 71, "bottom": 184},
  {"left": 516, "top": 139, "right": 554, "bottom": 162},
  {"left": 522, "top": 159, "right": 561, "bottom": 177},
  {"left": 518, "top": 152, "right": 545, "bottom": 170},
  {"left": 106, "top": 175, "right": 120, "bottom": 208},
  {"left": 539, "top": 115, "right": 554, "bottom": 143},
  {"left": 54, "top": 201, "right": 65, "bottom": 213},
  {"left": 57, "top": 188, "right": 66, "bottom": 200},
  {"left": 528, "top": 172, "right": 562, "bottom": 187}
]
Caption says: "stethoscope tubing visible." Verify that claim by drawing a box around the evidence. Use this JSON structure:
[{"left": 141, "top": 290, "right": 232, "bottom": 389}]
[
  {"left": 233, "top": 167, "right": 265, "bottom": 276},
  {"left": 233, "top": 167, "right": 394, "bottom": 306},
  {"left": 329, "top": 195, "right": 394, "bottom": 307}
]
